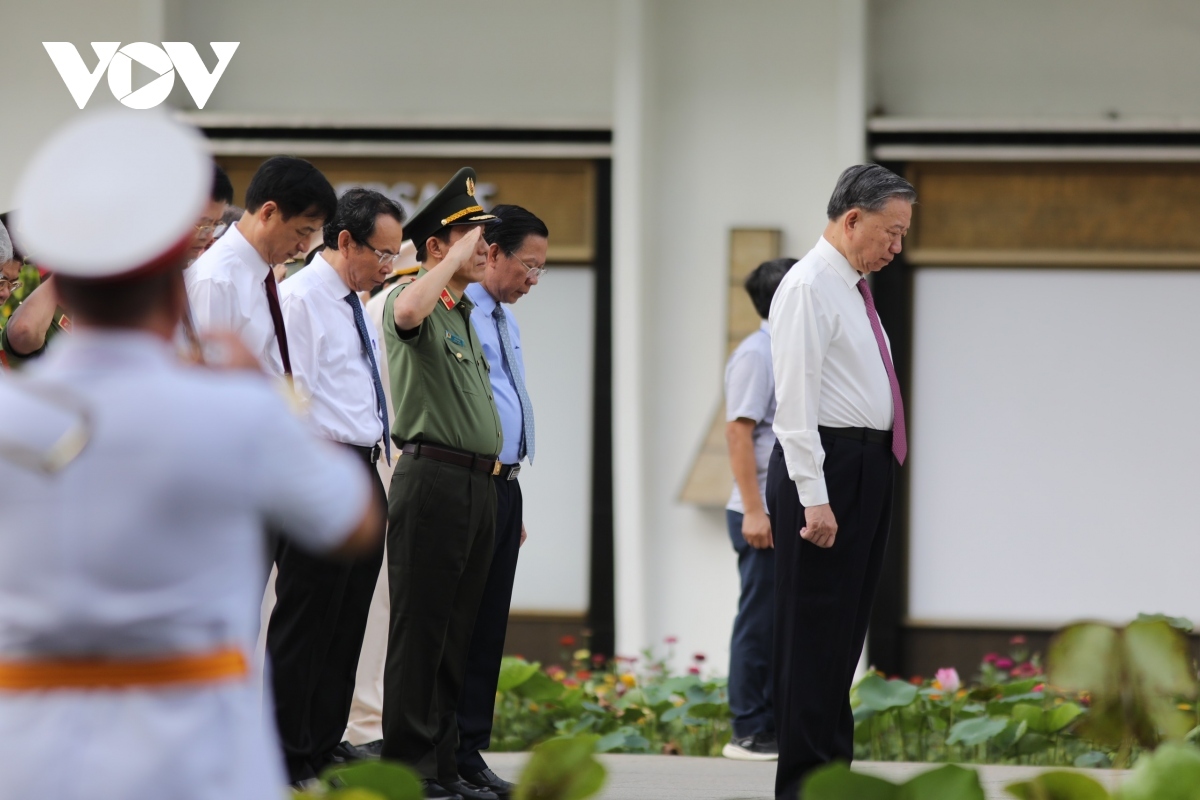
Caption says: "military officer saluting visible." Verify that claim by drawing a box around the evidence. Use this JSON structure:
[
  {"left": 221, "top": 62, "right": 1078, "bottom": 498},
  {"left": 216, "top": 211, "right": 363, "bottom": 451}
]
[
  {"left": 381, "top": 168, "right": 502, "bottom": 800},
  {"left": 0, "top": 110, "right": 380, "bottom": 800}
]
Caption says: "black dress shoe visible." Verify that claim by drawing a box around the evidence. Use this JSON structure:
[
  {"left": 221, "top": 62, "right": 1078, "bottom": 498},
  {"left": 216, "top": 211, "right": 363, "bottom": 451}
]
[
  {"left": 421, "top": 779, "right": 464, "bottom": 800},
  {"left": 329, "top": 740, "right": 376, "bottom": 764},
  {"left": 442, "top": 776, "right": 498, "bottom": 800},
  {"left": 463, "top": 768, "right": 515, "bottom": 798}
]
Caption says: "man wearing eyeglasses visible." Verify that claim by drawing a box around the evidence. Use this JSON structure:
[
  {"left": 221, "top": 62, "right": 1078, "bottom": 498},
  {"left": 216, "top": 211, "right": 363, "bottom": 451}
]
[
  {"left": 188, "top": 165, "right": 234, "bottom": 264},
  {"left": 454, "top": 205, "right": 548, "bottom": 799},
  {"left": 266, "top": 188, "right": 403, "bottom": 785}
]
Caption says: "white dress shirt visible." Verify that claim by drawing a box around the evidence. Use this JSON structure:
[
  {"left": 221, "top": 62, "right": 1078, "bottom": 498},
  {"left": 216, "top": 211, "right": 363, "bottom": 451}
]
[
  {"left": 0, "top": 330, "right": 367, "bottom": 800},
  {"left": 185, "top": 223, "right": 284, "bottom": 376},
  {"left": 280, "top": 253, "right": 385, "bottom": 448},
  {"left": 770, "top": 236, "right": 895, "bottom": 507}
]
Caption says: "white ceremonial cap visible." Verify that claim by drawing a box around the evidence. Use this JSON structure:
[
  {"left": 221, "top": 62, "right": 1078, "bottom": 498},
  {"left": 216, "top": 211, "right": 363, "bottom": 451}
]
[
  {"left": 11, "top": 109, "right": 211, "bottom": 279},
  {"left": 0, "top": 217, "right": 12, "bottom": 265}
]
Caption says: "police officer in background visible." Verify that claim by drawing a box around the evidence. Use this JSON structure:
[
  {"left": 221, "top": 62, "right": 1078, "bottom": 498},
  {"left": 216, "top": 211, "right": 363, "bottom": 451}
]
[
  {"left": 0, "top": 110, "right": 380, "bottom": 800},
  {"left": 455, "top": 204, "right": 548, "bottom": 798},
  {"left": 267, "top": 188, "right": 404, "bottom": 784},
  {"left": 381, "top": 167, "right": 501, "bottom": 800}
]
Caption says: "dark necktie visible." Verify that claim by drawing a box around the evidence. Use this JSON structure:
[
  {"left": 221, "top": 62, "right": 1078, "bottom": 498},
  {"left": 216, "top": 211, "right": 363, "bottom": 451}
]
[
  {"left": 263, "top": 271, "right": 292, "bottom": 376},
  {"left": 856, "top": 278, "right": 907, "bottom": 465},
  {"left": 345, "top": 291, "right": 391, "bottom": 464},
  {"left": 492, "top": 303, "right": 535, "bottom": 462}
]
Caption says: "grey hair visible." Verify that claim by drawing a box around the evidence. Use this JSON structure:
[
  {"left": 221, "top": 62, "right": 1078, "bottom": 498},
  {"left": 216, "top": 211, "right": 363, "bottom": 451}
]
[
  {"left": 826, "top": 164, "right": 916, "bottom": 220},
  {"left": 0, "top": 218, "right": 11, "bottom": 265}
]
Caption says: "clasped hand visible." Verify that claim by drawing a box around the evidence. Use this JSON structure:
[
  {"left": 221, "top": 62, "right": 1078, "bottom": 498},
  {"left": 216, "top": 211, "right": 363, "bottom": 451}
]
[{"left": 800, "top": 503, "right": 837, "bottom": 549}]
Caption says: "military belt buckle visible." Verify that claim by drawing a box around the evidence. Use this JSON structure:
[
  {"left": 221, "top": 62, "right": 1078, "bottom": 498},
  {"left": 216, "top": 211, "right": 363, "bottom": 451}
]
[
  {"left": 492, "top": 460, "right": 501, "bottom": 476},
  {"left": 507, "top": 465, "right": 521, "bottom": 481}
]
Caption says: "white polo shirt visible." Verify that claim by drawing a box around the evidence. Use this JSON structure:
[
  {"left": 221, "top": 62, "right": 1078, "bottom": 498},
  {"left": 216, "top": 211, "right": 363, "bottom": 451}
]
[
  {"left": 185, "top": 223, "right": 285, "bottom": 376},
  {"left": 0, "top": 330, "right": 368, "bottom": 800}
]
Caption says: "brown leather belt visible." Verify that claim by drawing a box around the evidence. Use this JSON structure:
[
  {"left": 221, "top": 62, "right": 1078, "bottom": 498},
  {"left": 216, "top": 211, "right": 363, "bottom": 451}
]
[{"left": 396, "top": 440, "right": 501, "bottom": 475}]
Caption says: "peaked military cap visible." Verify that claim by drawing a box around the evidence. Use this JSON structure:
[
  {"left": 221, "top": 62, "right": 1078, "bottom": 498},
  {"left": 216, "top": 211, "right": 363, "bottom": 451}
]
[
  {"left": 404, "top": 167, "right": 498, "bottom": 247},
  {"left": 13, "top": 109, "right": 210, "bottom": 280}
]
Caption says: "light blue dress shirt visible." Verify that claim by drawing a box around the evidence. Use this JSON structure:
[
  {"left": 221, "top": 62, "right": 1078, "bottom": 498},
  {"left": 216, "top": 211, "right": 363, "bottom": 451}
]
[{"left": 466, "top": 282, "right": 529, "bottom": 465}]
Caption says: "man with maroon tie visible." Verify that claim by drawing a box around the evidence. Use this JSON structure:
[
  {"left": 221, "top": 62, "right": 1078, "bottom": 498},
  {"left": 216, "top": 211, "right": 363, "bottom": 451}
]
[{"left": 766, "top": 164, "right": 916, "bottom": 800}]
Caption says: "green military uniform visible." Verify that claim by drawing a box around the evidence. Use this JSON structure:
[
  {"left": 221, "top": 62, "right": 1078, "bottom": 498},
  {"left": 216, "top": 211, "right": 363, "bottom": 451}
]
[
  {"left": 0, "top": 307, "right": 70, "bottom": 369},
  {"left": 379, "top": 168, "right": 505, "bottom": 789}
]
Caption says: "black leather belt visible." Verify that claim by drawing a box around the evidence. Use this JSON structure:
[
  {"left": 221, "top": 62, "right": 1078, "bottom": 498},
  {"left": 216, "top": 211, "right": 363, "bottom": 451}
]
[
  {"left": 394, "top": 439, "right": 500, "bottom": 475},
  {"left": 497, "top": 463, "right": 521, "bottom": 481},
  {"left": 818, "top": 425, "right": 892, "bottom": 446},
  {"left": 344, "top": 442, "right": 382, "bottom": 464}
]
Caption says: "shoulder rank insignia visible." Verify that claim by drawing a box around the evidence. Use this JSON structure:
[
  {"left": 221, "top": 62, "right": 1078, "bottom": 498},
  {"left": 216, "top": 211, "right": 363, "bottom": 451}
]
[
  {"left": 57, "top": 313, "right": 73, "bottom": 333},
  {"left": 439, "top": 289, "right": 456, "bottom": 310}
]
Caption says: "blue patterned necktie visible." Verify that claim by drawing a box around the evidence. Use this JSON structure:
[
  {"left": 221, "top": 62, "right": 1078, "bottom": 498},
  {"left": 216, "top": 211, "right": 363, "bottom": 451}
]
[
  {"left": 492, "top": 302, "right": 535, "bottom": 463},
  {"left": 345, "top": 291, "right": 391, "bottom": 464}
]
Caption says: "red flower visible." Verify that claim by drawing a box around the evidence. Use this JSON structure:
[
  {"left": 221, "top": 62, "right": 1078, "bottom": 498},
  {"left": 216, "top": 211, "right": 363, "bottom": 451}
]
[
  {"left": 665, "top": 636, "right": 679, "bottom": 645},
  {"left": 693, "top": 652, "right": 707, "bottom": 663},
  {"left": 559, "top": 635, "right": 577, "bottom": 648},
  {"left": 576, "top": 670, "right": 592, "bottom": 681},
  {"left": 1034, "top": 683, "right": 1045, "bottom": 692},
  {"left": 592, "top": 653, "right": 606, "bottom": 666},
  {"left": 688, "top": 666, "right": 700, "bottom": 675},
  {"left": 995, "top": 657, "right": 1015, "bottom": 671},
  {"left": 909, "top": 676, "right": 924, "bottom": 686},
  {"left": 983, "top": 653, "right": 999, "bottom": 665},
  {"left": 1010, "top": 635, "right": 1027, "bottom": 646}
]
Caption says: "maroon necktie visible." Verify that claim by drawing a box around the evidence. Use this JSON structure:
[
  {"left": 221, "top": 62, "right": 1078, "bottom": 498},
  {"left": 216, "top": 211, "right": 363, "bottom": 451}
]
[
  {"left": 856, "top": 278, "right": 907, "bottom": 465},
  {"left": 263, "top": 271, "right": 292, "bottom": 376}
]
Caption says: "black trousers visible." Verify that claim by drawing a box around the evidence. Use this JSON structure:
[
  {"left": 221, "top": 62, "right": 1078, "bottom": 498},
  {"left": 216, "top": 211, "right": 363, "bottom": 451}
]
[
  {"left": 456, "top": 475, "right": 523, "bottom": 774},
  {"left": 381, "top": 454, "right": 496, "bottom": 782},
  {"left": 267, "top": 444, "right": 386, "bottom": 783},
  {"left": 767, "top": 434, "right": 894, "bottom": 800}
]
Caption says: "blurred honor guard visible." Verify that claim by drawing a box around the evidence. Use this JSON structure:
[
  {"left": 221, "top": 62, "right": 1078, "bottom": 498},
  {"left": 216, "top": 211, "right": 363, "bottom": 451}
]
[
  {"left": 0, "top": 110, "right": 380, "bottom": 800},
  {"left": 767, "top": 165, "right": 916, "bottom": 799},
  {"left": 267, "top": 189, "right": 405, "bottom": 782},
  {"left": 456, "top": 205, "right": 548, "bottom": 798},
  {"left": 722, "top": 257, "right": 794, "bottom": 763},
  {"left": 186, "top": 155, "right": 337, "bottom": 375},
  {"left": 381, "top": 167, "right": 502, "bottom": 800}
]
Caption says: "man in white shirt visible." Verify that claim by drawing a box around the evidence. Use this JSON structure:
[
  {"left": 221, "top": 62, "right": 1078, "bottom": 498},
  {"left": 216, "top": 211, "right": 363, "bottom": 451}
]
[
  {"left": 0, "top": 110, "right": 379, "bottom": 800},
  {"left": 721, "top": 257, "right": 795, "bottom": 763},
  {"left": 186, "top": 156, "right": 337, "bottom": 375},
  {"left": 269, "top": 189, "right": 405, "bottom": 784},
  {"left": 767, "top": 164, "right": 916, "bottom": 799}
]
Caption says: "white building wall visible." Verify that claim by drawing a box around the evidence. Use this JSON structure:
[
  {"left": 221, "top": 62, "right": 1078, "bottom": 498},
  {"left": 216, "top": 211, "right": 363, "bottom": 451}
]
[{"left": 870, "top": 0, "right": 1200, "bottom": 120}]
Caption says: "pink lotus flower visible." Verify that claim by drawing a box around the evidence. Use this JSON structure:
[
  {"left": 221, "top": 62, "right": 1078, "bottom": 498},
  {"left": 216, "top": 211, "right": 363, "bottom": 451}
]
[
  {"left": 934, "top": 668, "right": 961, "bottom": 694},
  {"left": 688, "top": 666, "right": 700, "bottom": 675}
]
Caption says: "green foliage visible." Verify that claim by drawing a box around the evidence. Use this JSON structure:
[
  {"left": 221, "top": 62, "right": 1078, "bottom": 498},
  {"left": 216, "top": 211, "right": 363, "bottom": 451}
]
[
  {"left": 1114, "top": 742, "right": 1200, "bottom": 800},
  {"left": 514, "top": 735, "right": 607, "bottom": 800},
  {"left": 318, "top": 761, "right": 423, "bottom": 800},
  {"left": 1048, "top": 619, "right": 1198, "bottom": 764},
  {"left": 1005, "top": 771, "right": 1111, "bottom": 800},
  {"left": 803, "top": 763, "right": 985, "bottom": 800}
]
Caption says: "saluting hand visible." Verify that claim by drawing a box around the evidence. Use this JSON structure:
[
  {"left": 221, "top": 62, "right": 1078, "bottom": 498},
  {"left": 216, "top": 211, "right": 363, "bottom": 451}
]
[
  {"left": 800, "top": 503, "right": 837, "bottom": 549},
  {"left": 446, "top": 227, "right": 485, "bottom": 277}
]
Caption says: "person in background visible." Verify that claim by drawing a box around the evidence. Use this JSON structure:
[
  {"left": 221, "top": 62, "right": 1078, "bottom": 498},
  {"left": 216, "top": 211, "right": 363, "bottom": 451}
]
[
  {"left": 381, "top": 167, "right": 501, "bottom": 800},
  {"left": 0, "top": 217, "right": 21, "bottom": 308},
  {"left": 189, "top": 164, "right": 234, "bottom": 263},
  {"left": 455, "top": 205, "right": 549, "bottom": 799},
  {"left": 186, "top": 156, "right": 336, "bottom": 376},
  {"left": 268, "top": 189, "right": 402, "bottom": 785},
  {"left": 767, "top": 164, "right": 915, "bottom": 799},
  {"left": 721, "top": 257, "right": 795, "bottom": 762},
  {"left": 1, "top": 273, "right": 69, "bottom": 369},
  {"left": 0, "top": 108, "right": 380, "bottom": 800},
  {"left": 208, "top": 204, "right": 244, "bottom": 250}
]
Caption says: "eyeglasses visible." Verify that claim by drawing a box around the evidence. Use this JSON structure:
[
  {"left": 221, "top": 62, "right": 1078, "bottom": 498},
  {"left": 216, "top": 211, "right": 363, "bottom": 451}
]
[
  {"left": 359, "top": 241, "right": 402, "bottom": 267},
  {"left": 195, "top": 222, "right": 218, "bottom": 236},
  {"left": 212, "top": 222, "right": 229, "bottom": 238},
  {"left": 512, "top": 253, "right": 546, "bottom": 280},
  {"left": 0, "top": 279, "right": 22, "bottom": 292}
]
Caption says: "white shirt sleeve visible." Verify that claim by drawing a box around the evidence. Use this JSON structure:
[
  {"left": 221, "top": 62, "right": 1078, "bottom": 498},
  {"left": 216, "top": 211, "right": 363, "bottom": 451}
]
[
  {"left": 252, "top": 389, "right": 370, "bottom": 552},
  {"left": 725, "top": 344, "right": 774, "bottom": 424},
  {"left": 770, "top": 280, "right": 833, "bottom": 507},
  {"left": 280, "top": 291, "right": 320, "bottom": 407},
  {"left": 187, "top": 275, "right": 239, "bottom": 333}
]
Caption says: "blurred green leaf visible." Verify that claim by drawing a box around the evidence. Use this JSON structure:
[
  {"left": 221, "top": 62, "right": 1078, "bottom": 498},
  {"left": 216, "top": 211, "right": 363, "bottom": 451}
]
[
  {"left": 516, "top": 735, "right": 607, "bottom": 800},
  {"left": 803, "top": 762, "right": 897, "bottom": 800},
  {"left": 1048, "top": 624, "right": 1121, "bottom": 694},
  {"left": 1046, "top": 703, "right": 1084, "bottom": 733},
  {"left": 1115, "top": 742, "right": 1200, "bottom": 800},
  {"left": 516, "top": 671, "right": 567, "bottom": 703},
  {"left": 896, "top": 764, "right": 986, "bottom": 800},
  {"left": 994, "top": 719, "right": 1029, "bottom": 751},
  {"left": 1005, "top": 771, "right": 1112, "bottom": 800},
  {"left": 498, "top": 657, "right": 542, "bottom": 692},
  {"left": 687, "top": 702, "right": 729, "bottom": 720},
  {"left": 320, "top": 761, "right": 424, "bottom": 800}
]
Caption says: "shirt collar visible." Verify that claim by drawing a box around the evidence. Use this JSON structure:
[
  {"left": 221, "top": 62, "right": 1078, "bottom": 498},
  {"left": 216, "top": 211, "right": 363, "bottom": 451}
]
[
  {"left": 309, "top": 252, "right": 352, "bottom": 299},
  {"left": 815, "top": 236, "right": 864, "bottom": 289},
  {"left": 223, "top": 223, "right": 272, "bottom": 276},
  {"left": 464, "top": 282, "right": 499, "bottom": 316}
]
